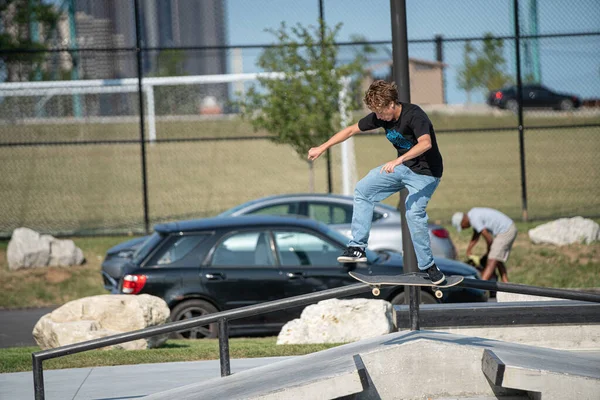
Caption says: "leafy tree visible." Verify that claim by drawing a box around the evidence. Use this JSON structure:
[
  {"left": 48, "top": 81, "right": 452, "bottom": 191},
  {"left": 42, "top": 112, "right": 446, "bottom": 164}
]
[
  {"left": 234, "top": 20, "right": 372, "bottom": 189},
  {"left": 457, "top": 33, "right": 513, "bottom": 103},
  {"left": 0, "top": 0, "right": 60, "bottom": 82},
  {"left": 457, "top": 41, "right": 478, "bottom": 105}
]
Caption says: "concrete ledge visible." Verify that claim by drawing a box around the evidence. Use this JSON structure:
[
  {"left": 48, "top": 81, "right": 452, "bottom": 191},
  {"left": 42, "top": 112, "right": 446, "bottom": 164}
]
[
  {"left": 482, "top": 348, "right": 600, "bottom": 400},
  {"left": 394, "top": 301, "right": 600, "bottom": 351},
  {"left": 395, "top": 301, "right": 600, "bottom": 329},
  {"left": 416, "top": 324, "right": 600, "bottom": 351},
  {"left": 144, "top": 331, "right": 600, "bottom": 399}
]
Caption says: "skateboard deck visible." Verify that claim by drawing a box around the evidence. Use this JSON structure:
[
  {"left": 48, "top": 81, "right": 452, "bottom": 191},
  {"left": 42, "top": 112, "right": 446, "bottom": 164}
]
[{"left": 349, "top": 271, "right": 464, "bottom": 298}]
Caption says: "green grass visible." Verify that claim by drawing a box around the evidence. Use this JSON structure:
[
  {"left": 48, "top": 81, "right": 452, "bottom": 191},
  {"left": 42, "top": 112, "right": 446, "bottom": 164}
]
[
  {"left": 0, "top": 236, "right": 126, "bottom": 308},
  {"left": 0, "top": 337, "right": 342, "bottom": 373},
  {"left": 450, "top": 219, "right": 600, "bottom": 288}
]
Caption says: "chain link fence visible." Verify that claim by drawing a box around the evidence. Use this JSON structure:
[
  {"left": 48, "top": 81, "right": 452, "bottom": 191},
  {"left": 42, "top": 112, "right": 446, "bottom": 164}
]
[{"left": 0, "top": 0, "right": 598, "bottom": 237}]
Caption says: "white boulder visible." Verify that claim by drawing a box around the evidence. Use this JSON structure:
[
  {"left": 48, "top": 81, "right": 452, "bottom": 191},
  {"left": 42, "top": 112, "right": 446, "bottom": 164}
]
[
  {"left": 277, "top": 298, "right": 394, "bottom": 345},
  {"left": 528, "top": 217, "right": 599, "bottom": 246},
  {"left": 7, "top": 227, "right": 84, "bottom": 270},
  {"left": 33, "top": 294, "right": 170, "bottom": 350}
]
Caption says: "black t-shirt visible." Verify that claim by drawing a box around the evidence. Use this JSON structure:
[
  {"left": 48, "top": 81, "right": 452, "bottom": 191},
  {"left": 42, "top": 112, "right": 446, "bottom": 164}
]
[{"left": 358, "top": 102, "right": 443, "bottom": 178}]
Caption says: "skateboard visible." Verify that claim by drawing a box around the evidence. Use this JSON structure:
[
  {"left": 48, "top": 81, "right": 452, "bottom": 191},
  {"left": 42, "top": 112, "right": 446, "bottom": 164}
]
[{"left": 348, "top": 271, "right": 464, "bottom": 299}]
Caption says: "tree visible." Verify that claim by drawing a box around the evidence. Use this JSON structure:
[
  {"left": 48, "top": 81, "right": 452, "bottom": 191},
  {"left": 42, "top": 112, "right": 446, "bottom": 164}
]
[
  {"left": 234, "top": 20, "right": 371, "bottom": 190},
  {"left": 457, "top": 41, "right": 478, "bottom": 105},
  {"left": 457, "top": 33, "right": 513, "bottom": 103},
  {"left": 0, "top": 0, "right": 60, "bottom": 82}
]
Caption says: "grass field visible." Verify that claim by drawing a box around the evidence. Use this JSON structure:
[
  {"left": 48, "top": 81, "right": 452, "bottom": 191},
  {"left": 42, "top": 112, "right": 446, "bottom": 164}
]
[
  {"left": 1, "top": 111, "right": 599, "bottom": 237},
  {"left": 0, "top": 337, "right": 342, "bottom": 373}
]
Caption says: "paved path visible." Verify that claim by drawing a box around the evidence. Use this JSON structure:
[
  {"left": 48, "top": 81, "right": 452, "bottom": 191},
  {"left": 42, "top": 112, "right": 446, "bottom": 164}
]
[
  {"left": 0, "top": 307, "right": 57, "bottom": 348},
  {"left": 0, "top": 357, "right": 294, "bottom": 400}
]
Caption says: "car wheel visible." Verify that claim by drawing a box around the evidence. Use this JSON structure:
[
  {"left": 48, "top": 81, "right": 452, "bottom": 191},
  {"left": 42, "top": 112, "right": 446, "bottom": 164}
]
[
  {"left": 170, "top": 299, "right": 219, "bottom": 339},
  {"left": 559, "top": 99, "right": 574, "bottom": 111},
  {"left": 505, "top": 99, "right": 518, "bottom": 113},
  {"left": 389, "top": 290, "right": 438, "bottom": 305}
]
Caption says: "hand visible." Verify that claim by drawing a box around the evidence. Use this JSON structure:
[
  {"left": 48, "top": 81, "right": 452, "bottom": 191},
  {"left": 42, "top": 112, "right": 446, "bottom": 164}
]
[
  {"left": 380, "top": 158, "right": 403, "bottom": 173},
  {"left": 307, "top": 146, "right": 324, "bottom": 161}
]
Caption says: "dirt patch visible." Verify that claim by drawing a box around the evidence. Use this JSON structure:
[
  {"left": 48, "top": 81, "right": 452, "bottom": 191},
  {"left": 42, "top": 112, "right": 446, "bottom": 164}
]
[
  {"left": 45, "top": 268, "right": 72, "bottom": 283},
  {"left": 560, "top": 244, "right": 600, "bottom": 265}
]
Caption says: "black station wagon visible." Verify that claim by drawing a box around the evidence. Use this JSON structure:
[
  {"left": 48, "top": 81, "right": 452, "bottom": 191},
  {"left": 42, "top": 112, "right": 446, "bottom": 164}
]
[{"left": 113, "top": 215, "right": 486, "bottom": 338}]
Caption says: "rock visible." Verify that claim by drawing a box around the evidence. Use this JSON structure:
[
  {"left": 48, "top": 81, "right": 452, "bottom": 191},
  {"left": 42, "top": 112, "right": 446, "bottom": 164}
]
[
  {"left": 277, "top": 298, "right": 394, "bottom": 345},
  {"left": 7, "top": 228, "right": 52, "bottom": 270},
  {"left": 32, "top": 294, "right": 170, "bottom": 350},
  {"left": 528, "top": 217, "right": 599, "bottom": 246},
  {"left": 48, "top": 237, "right": 85, "bottom": 267},
  {"left": 7, "top": 227, "right": 85, "bottom": 270}
]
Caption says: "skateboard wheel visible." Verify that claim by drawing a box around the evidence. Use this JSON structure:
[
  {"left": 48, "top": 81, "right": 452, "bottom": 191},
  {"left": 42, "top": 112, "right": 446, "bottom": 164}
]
[
  {"left": 434, "top": 290, "right": 443, "bottom": 299},
  {"left": 372, "top": 288, "right": 380, "bottom": 296}
]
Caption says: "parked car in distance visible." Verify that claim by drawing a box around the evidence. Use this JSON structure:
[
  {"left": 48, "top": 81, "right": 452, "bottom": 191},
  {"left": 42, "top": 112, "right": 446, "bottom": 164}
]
[
  {"left": 101, "top": 194, "right": 457, "bottom": 290},
  {"left": 487, "top": 84, "right": 581, "bottom": 112},
  {"left": 113, "top": 215, "right": 486, "bottom": 339},
  {"left": 218, "top": 194, "right": 457, "bottom": 260}
]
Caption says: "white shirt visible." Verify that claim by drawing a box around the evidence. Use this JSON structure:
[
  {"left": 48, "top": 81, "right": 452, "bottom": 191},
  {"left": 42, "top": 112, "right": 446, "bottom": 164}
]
[{"left": 467, "top": 208, "right": 513, "bottom": 236}]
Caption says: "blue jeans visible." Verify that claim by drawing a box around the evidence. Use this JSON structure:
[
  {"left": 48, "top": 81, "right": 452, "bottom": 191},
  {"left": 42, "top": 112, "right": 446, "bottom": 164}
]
[{"left": 348, "top": 164, "right": 440, "bottom": 271}]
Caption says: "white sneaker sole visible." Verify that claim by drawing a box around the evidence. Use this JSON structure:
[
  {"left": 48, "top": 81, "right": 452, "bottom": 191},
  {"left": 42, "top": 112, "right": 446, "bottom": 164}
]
[{"left": 337, "top": 256, "right": 367, "bottom": 263}]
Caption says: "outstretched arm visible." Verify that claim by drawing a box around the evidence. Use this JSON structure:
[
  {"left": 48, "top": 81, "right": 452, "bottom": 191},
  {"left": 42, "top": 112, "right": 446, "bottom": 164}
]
[{"left": 307, "top": 123, "right": 361, "bottom": 161}]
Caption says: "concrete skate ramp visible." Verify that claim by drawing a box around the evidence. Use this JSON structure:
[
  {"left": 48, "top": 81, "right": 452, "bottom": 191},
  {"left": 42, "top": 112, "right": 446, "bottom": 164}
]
[
  {"left": 144, "top": 331, "right": 600, "bottom": 400},
  {"left": 483, "top": 348, "right": 600, "bottom": 400}
]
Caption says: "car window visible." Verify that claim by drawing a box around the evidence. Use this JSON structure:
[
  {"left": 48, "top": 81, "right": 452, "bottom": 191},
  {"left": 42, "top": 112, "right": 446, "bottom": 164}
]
[
  {"left": 151, "top": 234, "right": 209, "bottom": 266},
  {"left": 248, "top": 203, "right": 300, "bottom": 216},
  {"left": 273, "top": 230, "right": 342, "bottom": 266},
  {"left": 308, "top": 203, "right": 352, "bottom": 224},
  {"left": 307, "top": 202, "right": 385, "bottom": 224},
  {"left": 211, "top": 231, "right": 275, "bottom": 266},
  {"left": 132, "top": 232, "right": 163, "bottom": 264}
]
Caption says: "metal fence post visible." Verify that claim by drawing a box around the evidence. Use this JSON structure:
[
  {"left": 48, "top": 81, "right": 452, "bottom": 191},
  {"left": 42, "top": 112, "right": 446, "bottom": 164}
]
[
  {"left": 133, "top": 0, "right": 151, "bottom": 233},
  {"left": 513, "top": 0, "right": 529, "bottom": 222}
]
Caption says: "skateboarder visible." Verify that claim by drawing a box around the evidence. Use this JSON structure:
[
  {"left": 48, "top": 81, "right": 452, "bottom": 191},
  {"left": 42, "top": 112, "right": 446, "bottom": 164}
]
[
  {"left": 451, "top": 208, "right": 517, "bottom": 283},
  {"left": 307, "top": 80, "right": 445, "bottom": 284}
]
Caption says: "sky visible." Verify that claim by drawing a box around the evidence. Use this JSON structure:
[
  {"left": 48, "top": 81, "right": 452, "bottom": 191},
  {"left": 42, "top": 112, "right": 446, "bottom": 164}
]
[{"left": 225, "top": 0, "right": 600, "bottom": 104}]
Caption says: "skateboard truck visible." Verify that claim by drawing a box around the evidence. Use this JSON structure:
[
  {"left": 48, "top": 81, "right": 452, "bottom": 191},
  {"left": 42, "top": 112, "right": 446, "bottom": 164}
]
[{"left": 370, "top": 285, "right": 443, "bottom": 298}]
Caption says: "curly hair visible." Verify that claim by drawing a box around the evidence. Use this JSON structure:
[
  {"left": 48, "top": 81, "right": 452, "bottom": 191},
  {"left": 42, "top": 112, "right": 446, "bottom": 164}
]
[{"left": 363, "top": 80, "right": 399, "bottom": 110}]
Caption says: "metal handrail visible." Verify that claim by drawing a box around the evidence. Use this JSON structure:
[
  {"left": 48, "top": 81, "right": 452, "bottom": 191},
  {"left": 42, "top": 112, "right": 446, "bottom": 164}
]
[{"left": 32, "top": 283, "right": 371, "bottom": 400}]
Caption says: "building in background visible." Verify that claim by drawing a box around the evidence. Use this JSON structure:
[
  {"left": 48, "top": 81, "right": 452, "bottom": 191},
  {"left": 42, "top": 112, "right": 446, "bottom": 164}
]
[{"left": 71, "top": 0, "right": 228, "bottom": 113}]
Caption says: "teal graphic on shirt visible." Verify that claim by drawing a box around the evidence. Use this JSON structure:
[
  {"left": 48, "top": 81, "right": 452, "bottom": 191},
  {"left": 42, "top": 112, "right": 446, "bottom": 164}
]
[{"left": 386, "top": 129, "right": 412, "bottom": 149}]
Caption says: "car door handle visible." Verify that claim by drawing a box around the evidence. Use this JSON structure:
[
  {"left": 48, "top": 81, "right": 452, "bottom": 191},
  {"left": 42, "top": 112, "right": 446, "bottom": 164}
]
[
  {"left": 286, "top": 272, "right": 304, "bottom": 279},
  {"left": 204, "top": 273, "right": 225, "bottom": 280}
]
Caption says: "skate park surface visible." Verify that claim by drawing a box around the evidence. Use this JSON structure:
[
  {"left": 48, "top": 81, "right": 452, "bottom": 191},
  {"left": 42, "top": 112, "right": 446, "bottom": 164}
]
[{"left": 3, "top": 329, "right": 599, "bottom": 400}]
